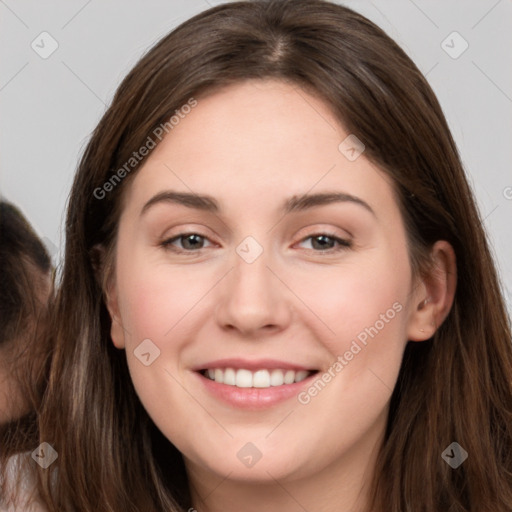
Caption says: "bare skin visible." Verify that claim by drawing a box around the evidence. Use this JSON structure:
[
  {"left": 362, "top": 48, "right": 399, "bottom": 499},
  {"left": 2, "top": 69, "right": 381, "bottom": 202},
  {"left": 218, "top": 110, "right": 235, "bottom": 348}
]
[{"left": 105, "top": 79, "right": 456, "bottom": 512}]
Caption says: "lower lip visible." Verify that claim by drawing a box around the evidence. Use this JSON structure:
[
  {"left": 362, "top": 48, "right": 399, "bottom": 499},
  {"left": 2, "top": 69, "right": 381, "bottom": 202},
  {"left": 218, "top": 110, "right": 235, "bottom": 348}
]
[{"left": 194, "top": 371, "right": 318, "bottom": 409}]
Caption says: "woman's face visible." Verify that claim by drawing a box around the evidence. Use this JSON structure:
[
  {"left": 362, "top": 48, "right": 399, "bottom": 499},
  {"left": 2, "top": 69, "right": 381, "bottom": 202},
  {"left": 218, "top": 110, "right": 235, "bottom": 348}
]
[{"left": 106, "top": 79, "right": 431, "bottom": 484}]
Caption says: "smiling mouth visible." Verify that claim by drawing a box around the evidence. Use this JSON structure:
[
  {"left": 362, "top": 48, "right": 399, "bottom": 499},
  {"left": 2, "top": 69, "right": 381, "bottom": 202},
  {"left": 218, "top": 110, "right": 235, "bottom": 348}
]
[{"left": 199, "top": 368, "right": 319, "bottom": 388}]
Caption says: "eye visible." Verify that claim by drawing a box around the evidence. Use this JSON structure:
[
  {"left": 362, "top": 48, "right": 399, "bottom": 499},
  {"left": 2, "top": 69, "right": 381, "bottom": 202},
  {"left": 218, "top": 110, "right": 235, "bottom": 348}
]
[
  {"left": 297, "top": 233, "right": 352, "bottom": 252},
  {"left": 160, "top": 231, "right": 352, "bottom": 255},
  {"left": 161, "top": 232, "right": 214, "bottom": 253}
]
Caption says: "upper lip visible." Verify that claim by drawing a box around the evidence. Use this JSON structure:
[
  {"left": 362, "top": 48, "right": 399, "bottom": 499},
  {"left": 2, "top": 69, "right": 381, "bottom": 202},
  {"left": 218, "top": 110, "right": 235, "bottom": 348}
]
[{"left": 191, "top": 358, "right": 316, "bottom": 372}]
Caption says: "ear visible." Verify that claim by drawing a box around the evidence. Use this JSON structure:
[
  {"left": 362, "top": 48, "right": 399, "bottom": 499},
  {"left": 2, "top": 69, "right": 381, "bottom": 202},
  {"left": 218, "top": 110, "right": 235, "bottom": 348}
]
[
  {"left": 407, "top": 240, "right": 457, "bottom": 342},
  {"left": 104, "top": 276, "right": 127, "bottom": 350},
  {"left": 90, "top": 244, "right": 126, "bottom": 350}
]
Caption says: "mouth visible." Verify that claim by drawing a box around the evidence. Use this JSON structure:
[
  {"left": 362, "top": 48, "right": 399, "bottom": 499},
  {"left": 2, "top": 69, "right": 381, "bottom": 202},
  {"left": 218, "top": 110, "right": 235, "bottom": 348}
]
[
  {"left": 199, "top": 367, "right": 318, "bottom": 388},
  {"left": 193, "top": 365, "right": 320, "bottom": 409}
]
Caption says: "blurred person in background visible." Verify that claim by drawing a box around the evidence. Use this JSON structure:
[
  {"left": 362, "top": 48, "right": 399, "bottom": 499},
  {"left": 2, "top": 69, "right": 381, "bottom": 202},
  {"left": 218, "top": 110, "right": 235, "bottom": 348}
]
[{"left": 0, "top": 199, "right": 53, "bottom": 511}]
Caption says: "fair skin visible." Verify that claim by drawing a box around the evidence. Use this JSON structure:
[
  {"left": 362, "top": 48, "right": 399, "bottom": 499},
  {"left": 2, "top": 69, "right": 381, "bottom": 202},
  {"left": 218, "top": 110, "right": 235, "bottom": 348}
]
[{"left": 105, "top": 79, "right": 456, "bottom": 512}]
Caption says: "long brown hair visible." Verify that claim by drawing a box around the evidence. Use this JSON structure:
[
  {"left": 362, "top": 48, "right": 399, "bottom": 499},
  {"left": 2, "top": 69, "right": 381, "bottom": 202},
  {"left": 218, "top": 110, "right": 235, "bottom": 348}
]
[{"left": 21, "top": 0, "right": 512, "bottom": 510}]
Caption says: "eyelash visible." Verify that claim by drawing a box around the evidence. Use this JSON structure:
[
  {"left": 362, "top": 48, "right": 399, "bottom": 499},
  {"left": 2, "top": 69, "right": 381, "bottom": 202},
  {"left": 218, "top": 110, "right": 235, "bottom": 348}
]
[{"left": 160, "top": 231, "right": 352, "bottom": 255}]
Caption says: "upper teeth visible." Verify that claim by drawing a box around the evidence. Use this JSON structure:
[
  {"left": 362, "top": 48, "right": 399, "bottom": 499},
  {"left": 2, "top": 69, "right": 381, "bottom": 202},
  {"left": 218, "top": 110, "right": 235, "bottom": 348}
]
[{"left": 204, "top": 368, "right": 312, "bottom": 388}]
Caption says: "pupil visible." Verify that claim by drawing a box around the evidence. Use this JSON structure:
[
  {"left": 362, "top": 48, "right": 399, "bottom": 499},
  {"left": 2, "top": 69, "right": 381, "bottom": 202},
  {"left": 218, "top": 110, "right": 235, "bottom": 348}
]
[
  {"left": 313, "top": 235, "right": 332, "bottom": 250},
  {"left": 184, "top": 234, "right": 202, "bottom": 249}
]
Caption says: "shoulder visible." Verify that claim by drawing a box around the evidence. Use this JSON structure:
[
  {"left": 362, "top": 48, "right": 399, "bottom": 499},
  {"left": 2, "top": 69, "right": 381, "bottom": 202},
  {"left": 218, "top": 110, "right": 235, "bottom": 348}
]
[{"left": 0, "top": 453, "right": 47, "bottom": 512}]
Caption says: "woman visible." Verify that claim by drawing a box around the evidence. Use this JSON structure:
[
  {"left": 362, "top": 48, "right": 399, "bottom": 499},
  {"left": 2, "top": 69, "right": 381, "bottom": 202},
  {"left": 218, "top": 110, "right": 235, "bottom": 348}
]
[
  {"left": 6, "top": 0, "right": 512, "bottom": 510},
  {"left": 0, "top": 200, "right": 53, "bottom": 511}
]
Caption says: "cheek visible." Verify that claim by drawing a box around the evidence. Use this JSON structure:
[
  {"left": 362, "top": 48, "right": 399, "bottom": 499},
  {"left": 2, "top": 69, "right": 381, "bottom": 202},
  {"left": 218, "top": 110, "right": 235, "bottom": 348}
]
[
  {"left": 287, "top": 253, "right": 410, "bottom": 468},
  {"left": 304, "top": 252, "right": 409, "bottom": 336},
  {"left": 293, "top": 246, "right": 411, "bottom": 392},
  {"left": 116, "top": 258, "right": 207, "bottom": 344},
  {"left": 114, "top": 257, "right": 215, "bottom": 421},
  {"left": 116, "top": 263, "right": 196, "bottom": 435}
]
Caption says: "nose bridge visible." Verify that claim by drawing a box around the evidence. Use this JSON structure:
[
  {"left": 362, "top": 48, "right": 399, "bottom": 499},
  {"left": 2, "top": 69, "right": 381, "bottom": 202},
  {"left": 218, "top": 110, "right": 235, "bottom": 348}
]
[
  {"left": 231, "top": 234, "right": 276, "bottom": 309},
  {"left": 235, "top": 235, "right": 266, "bottom": 266},
  {"left": 233, "top": 236, "right": 272, "bottom": 293},
  {"left": 214, "top": 234, "right": 290, "bottom": 334}
]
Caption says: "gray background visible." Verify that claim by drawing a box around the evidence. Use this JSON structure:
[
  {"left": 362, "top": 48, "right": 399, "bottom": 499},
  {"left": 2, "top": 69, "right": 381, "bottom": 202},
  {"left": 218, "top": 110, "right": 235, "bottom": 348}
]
[{"left": 1, "top": 0, "right": 511, "bottom": 317}]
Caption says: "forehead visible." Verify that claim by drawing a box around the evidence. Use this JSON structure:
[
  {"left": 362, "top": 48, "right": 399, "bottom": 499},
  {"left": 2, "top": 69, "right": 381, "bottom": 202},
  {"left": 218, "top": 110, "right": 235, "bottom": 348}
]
[
  {"left": 156, "top": 79, "right": 343, "bottom": 168},
  {"left": 123, "top": 79, "right": 398, "bottom": 221}
]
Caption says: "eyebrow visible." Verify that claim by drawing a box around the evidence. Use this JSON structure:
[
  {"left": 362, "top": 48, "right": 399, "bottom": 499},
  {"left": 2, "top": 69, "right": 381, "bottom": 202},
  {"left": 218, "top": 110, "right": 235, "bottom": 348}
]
[{"left": 140, "top": 191, "right": 375, "bottom": 217}]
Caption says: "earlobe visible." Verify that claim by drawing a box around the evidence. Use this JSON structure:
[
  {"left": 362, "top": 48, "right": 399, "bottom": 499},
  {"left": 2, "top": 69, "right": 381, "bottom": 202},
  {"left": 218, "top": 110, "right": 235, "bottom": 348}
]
[
  {"left": 407, "top": 240, "right": 457, "bottom": 342},
  {"left": 105, "top": 277, "right": 126, "bottom": 350},
  {"left": 91, "top": 243, "right": 126, "bottom": 350},
  {"left": 109, "top": 316, "right": 127, "bottom": 350}
]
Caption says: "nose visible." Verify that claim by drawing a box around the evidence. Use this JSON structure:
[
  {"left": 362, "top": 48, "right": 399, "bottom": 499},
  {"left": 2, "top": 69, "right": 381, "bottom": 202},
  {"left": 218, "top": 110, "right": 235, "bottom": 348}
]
[{"left": 214, "top": 246, "right": 292, "bottom": 338}]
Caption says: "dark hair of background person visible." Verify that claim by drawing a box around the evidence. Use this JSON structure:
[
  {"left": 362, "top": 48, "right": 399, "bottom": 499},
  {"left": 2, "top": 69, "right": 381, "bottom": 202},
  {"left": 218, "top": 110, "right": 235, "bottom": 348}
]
[
  {"left": 8, "top": 0, "right": 510, "bottom": 510},
  {"left": 0, "top": 201, "right": 51, "bottom": 345},
  {"left": 0, "top": 200, "right": 53, "bottom": 495}
]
